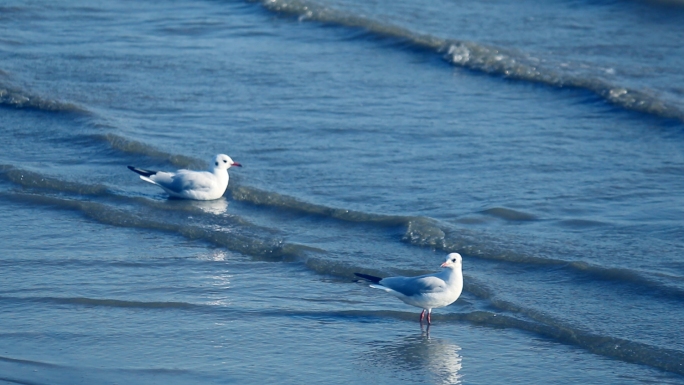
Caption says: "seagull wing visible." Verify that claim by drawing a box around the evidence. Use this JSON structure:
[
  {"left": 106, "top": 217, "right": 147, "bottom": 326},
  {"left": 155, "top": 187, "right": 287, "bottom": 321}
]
[
  {"left": 146, "top": 170, "right": 211, "bottom": 194},
  {"left": 378, "top": 274, "right": 447, "bottom": 297}
]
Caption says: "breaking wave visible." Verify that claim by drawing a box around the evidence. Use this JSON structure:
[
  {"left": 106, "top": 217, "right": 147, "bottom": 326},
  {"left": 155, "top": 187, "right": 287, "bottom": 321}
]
[
  {"left": 252, "top": 0, "right": 684, "bottom": 122},
  {"left": 2, "top": 162, "right": 682, "bottom": 302},
  {"left": 0, "top": 82, "right": 86, "bottom": 114}
]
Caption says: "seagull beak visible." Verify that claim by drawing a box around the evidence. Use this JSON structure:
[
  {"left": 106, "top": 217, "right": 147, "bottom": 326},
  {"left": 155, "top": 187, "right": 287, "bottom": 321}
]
[
  {"left": 232, "top": 162, "right": 242, "bottom": 167},
  {"left": 440, "top": 262, "right": 449, "bottom": 268}
]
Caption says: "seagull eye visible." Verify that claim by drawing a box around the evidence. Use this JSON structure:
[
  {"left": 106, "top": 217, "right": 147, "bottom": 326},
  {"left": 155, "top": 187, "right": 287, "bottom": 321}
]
[
  {"left": 451, "top": 259, "right": 456, "bottom": 262},
  {"left": 223, "top": 160, "right": 227, "bottom": 163}
]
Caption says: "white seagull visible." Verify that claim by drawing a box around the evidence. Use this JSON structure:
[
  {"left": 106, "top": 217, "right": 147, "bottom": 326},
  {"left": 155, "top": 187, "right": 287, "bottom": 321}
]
[
  {"left": 355, "top": 253, "right": 464, "bottom": 324},
  {"left": 127, "top": 154, "right": 241, "bottom": 201}
]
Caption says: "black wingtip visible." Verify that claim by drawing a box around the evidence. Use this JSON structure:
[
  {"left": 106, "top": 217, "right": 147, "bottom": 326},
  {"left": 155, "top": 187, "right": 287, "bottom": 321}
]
[
  {"left": 354, "top": 272, "right": 383, "bottom": 284},
  {"left": 127, "top": 166, "right": 157, "bottom": 177}
]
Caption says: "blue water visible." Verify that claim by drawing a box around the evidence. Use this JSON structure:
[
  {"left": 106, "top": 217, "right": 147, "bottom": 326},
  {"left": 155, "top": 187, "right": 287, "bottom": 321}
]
[{"left": 1, "top": 0, "right": 684, "bottom": 383}]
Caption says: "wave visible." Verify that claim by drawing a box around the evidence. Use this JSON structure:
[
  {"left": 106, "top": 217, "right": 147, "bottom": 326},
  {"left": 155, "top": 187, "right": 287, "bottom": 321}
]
[
  {"left": 423, "top": 222, "right": 684, "bottom": 301},
  {"left": 0, "top": 295, "right": 198, "bottom": 310},
  {"left": 251, "top": 0, "right": 684, "bottom": 123},
  {"left": 2, "top": 161, "right": 682, "bottom": 301},
  {"left": 88, "top": 133, "right": 206, "bottom": 170},
  {"left": 454, "top": 283, "right": 684, "bottom": 374},
  {"left": 3, "top": 3, "right": 681, "bottom": 123},
  {"left": 0, "top": 82, "right": 87, "bottom": 114},
  {"left": 0, "top": 164, "right": 112, "bottom": 196},
  {"left": 193, "top": 184, "right": 684, "bottom": 301},
  {"left": 0, "top": 355, "right": 61, "bottom": 368},
  {"left": 442, "top": 42, "right": 684, "bottom": 121},
  {"left": 0, "top": 190, "right": 321, "bottom": 263},
  {"left": 4, "top": 290, "right": 682, "bottom": 375},
  {"left": 229, "top": 184, "right": 411, "bottom": 226},
  {"left": 1, "top": 186, "right": 683, "bottom": 375},
  {"left": 0, "top": 163, "right": 273, "bottom": 230},
  {"left": 446, "top": 310, "right": 684, "bottom": 376},
  {"left": 480, "top": 207, "right": 538, "bottom": 221},
  {"left": 0, "top": 353, "right": 193, "bottom": 385},
  {"left": 215, "top": 307, "right": 684, "bottom": 376}
]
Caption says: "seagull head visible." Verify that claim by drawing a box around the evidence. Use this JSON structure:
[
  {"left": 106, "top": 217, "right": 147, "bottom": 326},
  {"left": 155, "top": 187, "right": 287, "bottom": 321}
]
[
  {"left": 440, "top": 253, "right": 462, "bottom": 269},
  {"left": 214, "top": 154, "right": 242, "bottom": 170}
]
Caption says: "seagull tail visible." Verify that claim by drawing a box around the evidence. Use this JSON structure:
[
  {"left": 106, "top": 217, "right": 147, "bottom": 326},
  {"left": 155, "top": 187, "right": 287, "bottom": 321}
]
[
  {"left": 354, "top": 272, "right": 383, "bottom": 284},
  {"left": 127, "top": 166, "right": 158, "bottom": 178}
]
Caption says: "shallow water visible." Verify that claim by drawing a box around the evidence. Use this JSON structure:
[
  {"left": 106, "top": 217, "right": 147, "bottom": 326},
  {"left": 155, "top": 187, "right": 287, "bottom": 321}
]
[{"left": 1, "top": 0, "right": 683, "bottom": 383}]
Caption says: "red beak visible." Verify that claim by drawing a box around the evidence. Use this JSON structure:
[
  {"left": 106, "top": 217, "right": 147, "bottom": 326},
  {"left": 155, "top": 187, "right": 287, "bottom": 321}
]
[
  {"left": 232, "top": 162, "right": 242, "bottom": 167},
  {"left": 440, "top": 262, "right": 448, "bottom": 268}
]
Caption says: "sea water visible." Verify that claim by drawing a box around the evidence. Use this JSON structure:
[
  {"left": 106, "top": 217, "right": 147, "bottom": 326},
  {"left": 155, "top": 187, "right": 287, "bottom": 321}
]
[{"left": 1, "top": 0, "right": 683, "bottom": 383}]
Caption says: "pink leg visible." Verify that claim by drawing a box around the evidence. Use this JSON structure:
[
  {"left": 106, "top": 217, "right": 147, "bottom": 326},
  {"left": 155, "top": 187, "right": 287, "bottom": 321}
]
[{"left": 419, "top": 309, "right": 426, "bottom": 323}]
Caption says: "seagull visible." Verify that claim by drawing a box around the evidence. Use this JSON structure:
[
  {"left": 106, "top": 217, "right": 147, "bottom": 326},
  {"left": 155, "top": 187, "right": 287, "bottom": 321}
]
[
  {"left": 127, "top": 154, "right": 241, "bottom": 201},
  {"left": 355, "top": 253, "right": 463, "bottom": 324}
]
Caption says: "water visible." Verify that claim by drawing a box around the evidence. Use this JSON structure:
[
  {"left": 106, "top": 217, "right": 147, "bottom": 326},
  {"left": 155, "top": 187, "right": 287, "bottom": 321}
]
[{"left": 1, "top": 0, "right": 684, "bottom": 383}]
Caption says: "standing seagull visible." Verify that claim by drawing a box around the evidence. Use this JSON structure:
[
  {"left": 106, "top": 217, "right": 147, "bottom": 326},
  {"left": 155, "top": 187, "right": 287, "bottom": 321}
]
[
  {"left": 127, "top": 154, "right": 241, "bottom": 201},
  {"left": 355, "top": 253, "right": 463, "bottom": 324}
]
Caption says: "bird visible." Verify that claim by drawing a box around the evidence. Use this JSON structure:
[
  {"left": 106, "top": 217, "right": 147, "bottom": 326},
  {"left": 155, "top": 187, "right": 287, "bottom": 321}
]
[
  {"left": 127, "top": 154, "right": 241, "bottom": 201},
  {"left": 355, "top": 253, "right": 463, "bottom": 324}
]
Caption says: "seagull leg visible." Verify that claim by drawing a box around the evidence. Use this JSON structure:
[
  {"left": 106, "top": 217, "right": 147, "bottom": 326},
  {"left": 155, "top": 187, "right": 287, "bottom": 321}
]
[
  {"left": 419, "top": 309, "right": 426, "bottom": 323},
  {"left": 427, "top": 309, "right": 432, "bottom": 325}
]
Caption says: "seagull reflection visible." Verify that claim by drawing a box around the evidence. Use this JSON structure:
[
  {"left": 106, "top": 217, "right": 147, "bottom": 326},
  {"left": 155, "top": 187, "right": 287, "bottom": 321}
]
[
  {"left": 367, "top": 328, "right": 463, "bottom": 385},
  {"left": 189, "top": 197, "right": 229, "bottom": 215}
]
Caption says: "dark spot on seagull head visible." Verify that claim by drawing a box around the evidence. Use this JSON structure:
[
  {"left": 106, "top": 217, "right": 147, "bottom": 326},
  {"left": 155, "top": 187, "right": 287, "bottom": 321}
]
[
  {"left": 441, "top": 252, "right": 462, "bottom": 268},
  {"left": 213, "top": 154, "right": 240, "bottom": 169}
]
